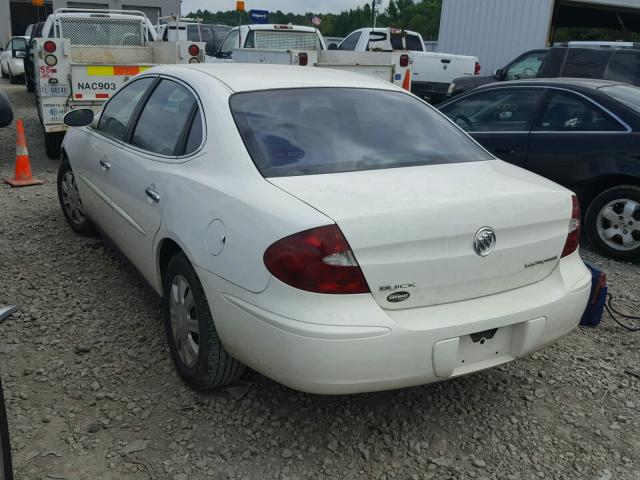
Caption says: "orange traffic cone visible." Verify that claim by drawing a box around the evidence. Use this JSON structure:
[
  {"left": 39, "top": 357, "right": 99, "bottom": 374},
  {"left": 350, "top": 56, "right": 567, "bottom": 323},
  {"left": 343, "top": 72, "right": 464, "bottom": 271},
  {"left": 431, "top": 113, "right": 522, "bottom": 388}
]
[
  {"left": 5, "top": 119, "right": 42, "bottom": 187},
  {"left": 402, "top": 69, "right": 412, "bottom": 91}
]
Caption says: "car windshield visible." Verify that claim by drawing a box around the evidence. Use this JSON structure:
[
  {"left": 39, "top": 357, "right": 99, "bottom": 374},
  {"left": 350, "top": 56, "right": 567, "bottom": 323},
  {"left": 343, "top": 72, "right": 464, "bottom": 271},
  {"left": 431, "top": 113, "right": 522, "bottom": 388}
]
[
  {"left": 601, "top": 84, "right": 640, "bottom": 114},
  {"left": 230, "top": 88, "right": 492, "bottom": 177}
]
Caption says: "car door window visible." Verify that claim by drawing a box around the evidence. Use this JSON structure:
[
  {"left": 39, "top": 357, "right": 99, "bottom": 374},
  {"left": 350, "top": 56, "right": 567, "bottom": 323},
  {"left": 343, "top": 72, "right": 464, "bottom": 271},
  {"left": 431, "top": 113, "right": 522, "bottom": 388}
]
[
  {"left": 219, "top": 30, "right": 239, "bottom": 54},
  {"left": 97, "top": 77, "right": 155, "bottom": 141},
  {"left": 506, "top": 53, "right": 545, "bottom": 80},
  {"left": 131, "top": 80, "right": 197, "bottom": 155},
  {"left": 441, "top": 89, "right": 543, "bottom": 132},
  {"left": 534, "top": 91, "right": 624, "bottom": 132},
  {"left": 339, "top": 32, "right": 361, "bottom": 51}
]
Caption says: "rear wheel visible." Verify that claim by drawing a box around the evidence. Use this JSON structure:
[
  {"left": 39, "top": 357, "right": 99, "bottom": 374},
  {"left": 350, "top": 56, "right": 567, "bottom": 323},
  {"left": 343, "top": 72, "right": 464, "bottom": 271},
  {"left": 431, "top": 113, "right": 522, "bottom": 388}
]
[
  {"left": 163, "top": 253, "right": 245, "bottom": 390},
  {"left": 25, "top": 73, "right": 35, "bottom": 92},
  {"left": 585, "top": 185, "right": 640, "bottom": 260},
  {"left": 57, "top": 156, "right": 96, "bottom": 236},
  {"left": 44, "top": 131, "right": 63, "bottom": 159}
]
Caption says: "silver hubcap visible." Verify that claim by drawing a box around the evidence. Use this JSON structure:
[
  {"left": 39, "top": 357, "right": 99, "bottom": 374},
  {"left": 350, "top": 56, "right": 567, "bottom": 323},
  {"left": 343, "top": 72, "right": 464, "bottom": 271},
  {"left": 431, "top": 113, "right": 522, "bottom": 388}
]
[
  {"left": 60, "top": 170, "right": 87, "bottom": 225},
  {"left": 169, "top": 275, "right": 200, "bottom": 368},
  {"left": 596, "top": 198, "right": 640, "bottom": 251}
]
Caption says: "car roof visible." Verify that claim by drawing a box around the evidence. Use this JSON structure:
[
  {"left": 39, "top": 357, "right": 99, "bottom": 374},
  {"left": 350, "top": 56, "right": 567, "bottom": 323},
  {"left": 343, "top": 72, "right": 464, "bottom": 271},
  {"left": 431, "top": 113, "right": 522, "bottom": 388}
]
[
  {"left": 150, "top": 63, "right": 399, "bottom": 93},
  {"left": 476, "top": 78, "right": 630, "bottom": 91}
]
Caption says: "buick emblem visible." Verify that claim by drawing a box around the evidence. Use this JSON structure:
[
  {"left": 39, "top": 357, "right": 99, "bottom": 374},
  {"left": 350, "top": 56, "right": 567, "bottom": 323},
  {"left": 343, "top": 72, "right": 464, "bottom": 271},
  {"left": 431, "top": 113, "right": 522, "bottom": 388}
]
[{"left": 473, "top": 227, "right": 496, "bottom": 257}]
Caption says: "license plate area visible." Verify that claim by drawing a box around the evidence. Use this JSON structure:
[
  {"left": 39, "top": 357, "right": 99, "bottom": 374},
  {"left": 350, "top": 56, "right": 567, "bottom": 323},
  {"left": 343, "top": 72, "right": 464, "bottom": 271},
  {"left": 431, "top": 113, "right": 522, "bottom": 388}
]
[{"left": 457, "top": 326, "right": 511, "bottom": 367}]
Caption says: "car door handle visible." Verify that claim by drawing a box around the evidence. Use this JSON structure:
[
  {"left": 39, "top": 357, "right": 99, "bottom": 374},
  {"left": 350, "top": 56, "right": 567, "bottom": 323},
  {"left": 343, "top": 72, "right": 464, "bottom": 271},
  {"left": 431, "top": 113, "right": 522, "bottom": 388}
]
[
  {"left": 99, "top": 158, "right": 111, "bottom": 170},
  {"left": 145, "top": 186, "right": 160, "bottom": 203},
  {"left": 494, "top": 149, "right": 515, "bottom": 155}
]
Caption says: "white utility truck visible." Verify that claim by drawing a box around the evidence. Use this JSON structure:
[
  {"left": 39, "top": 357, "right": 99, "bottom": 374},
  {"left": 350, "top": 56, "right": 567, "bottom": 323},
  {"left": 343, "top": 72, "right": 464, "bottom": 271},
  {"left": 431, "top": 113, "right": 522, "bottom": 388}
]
[
  {"left": 218, "top": 24, "right": 412, "bottom": 91},
  {"left": 32, "top": 8, "right": 205, "bottom": 158},
  {"left": 339, "top": 27, "right": 480, "bottom": 102},
  {"left": 212, "top": 24, "right": 327, "bottom": 61}
]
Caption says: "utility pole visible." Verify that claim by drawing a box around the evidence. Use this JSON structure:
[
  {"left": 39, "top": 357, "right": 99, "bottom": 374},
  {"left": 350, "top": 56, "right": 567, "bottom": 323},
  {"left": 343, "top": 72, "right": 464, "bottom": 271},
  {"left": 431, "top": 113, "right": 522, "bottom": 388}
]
[{"left": 371, "top": 0, "right": 381, "bottom": 28}]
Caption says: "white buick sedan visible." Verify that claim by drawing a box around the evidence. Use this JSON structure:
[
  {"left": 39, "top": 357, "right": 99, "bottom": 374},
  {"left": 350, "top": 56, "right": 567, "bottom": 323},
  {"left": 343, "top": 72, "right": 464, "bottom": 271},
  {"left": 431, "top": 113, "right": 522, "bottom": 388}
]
[{"left": 58, "top": 64, "right": 591, "bottom": 394}]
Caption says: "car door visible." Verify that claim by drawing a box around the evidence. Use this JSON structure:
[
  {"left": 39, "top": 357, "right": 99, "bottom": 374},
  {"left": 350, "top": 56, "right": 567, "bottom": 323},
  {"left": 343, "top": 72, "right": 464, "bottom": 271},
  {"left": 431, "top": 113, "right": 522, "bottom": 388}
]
[
  {"left": 75, "top": 76, "right": 156, "bottom": 232},
  {"left": 526, "top": 89, "right": 629, "bottom": 187},
  {"left": 108, "top": 78, "right": 203, "bottom": 283},
  {"left": 439, "top": 88, "right": 544, "bottom": 167}
]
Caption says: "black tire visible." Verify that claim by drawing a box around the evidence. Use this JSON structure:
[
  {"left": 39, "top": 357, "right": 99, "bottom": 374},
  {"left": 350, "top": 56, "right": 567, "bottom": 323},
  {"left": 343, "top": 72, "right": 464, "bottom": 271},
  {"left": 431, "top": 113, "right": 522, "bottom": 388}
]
[
  {"left": 25, "top": 74, "right": 35, "bottom": 93},
  {"left": 0, "top": 378, "right": 14, "bottom": 480},
  {"left": 8, "top": 69, "right": 19, "bottom": 85},
  {"left": 0, "top": 65, "right": 7, "bottom": 79},
  {"left": 163, "top": 252, "right": 245, "bottom": 390},
  {"left": 585, "top": 185, "right": 640, "bottom": 260},
  {"left": 57, "top": 156, "right": 96, "bottom": 236},
  {"left": 44, "top": 131, "right": 63, "bottom": 159}
]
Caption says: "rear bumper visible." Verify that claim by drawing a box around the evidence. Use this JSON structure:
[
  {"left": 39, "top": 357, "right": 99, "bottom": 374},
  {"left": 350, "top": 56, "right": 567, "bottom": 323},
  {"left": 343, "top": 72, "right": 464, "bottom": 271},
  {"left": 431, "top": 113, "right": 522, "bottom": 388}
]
[{"left": 197, "top": 251, "right": 591, "bottom": 394}]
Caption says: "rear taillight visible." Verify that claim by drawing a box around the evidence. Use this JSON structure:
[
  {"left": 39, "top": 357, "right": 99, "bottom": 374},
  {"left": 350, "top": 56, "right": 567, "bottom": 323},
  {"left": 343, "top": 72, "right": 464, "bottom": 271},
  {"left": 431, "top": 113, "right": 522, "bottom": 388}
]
[
  {"left": 400, "top": 54, "right": 409, "bottom": 68},
  {"left": 188, "top": 44, "right": 200, "bottom": 56},
  {"left": 264, "top": 225, "right": 370, "bottom": 294},
  {"left": 474, "top": 61, "right": 481, "bottom": 75},
  {"left": 561, "top": 195, "right": 581, "bottom": 258},
  {"left": 298, "top": 52, "right": 308, "bottom": 66},
  {"left": 43, "top": 41, "right": 56, "bottom": 53}
]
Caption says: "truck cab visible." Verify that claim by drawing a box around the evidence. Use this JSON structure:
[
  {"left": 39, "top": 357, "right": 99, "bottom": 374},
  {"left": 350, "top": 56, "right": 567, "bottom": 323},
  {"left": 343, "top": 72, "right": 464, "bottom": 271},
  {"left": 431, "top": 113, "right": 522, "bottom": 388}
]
[
  {"left": 213, "top": 24, "right": 326, "bottom": 61},
  {"left": 339, "top": 27, "right": 479, "bottom": 103}
]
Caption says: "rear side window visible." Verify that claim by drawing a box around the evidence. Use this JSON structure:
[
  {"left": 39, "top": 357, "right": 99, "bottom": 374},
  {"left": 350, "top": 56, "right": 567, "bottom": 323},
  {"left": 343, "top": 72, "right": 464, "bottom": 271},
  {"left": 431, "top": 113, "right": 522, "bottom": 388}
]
[
  {"left": 534, "top": 91, "right": 624, "bottom": 132},
  {"left": 230, "top": 88, "right": 492, "bottom": 177},
  {"left": 185, "top": 108, "right": 203, "bottom": 154},
  {"left": 131, "top": 80, "right": 197, "bottom": 155},
  {"left": 441, "top": 89, "right": 543, "bottom": 132},
  {"left": 219, "top": 30, "right": 240, "bottom": 54},
  {"left": 605, "top": 52, "right": 640, "bottom": 87},
  {"left": 560, "top": 49, "right": 611, "bottom": 78},
  {"left": 97, "top": 77, "right": 154, "bottom": 141},
  {"left": 390, "top": 33, "right": 423, "bottom": 52},
  {"left": 339, "top": 31, "right": 360, "bottom": 51}
]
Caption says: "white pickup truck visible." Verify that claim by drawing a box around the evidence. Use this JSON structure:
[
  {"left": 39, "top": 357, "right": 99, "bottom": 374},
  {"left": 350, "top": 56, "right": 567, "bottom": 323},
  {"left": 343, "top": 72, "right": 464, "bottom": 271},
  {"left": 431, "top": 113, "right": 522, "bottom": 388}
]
[
  {"left": 217, "top": 24, "right": 412, "bottom": 90},
  {"left": 32, "top": 8, "right": 205, "bottom": 158},
  {"left": 212, "top": 24, "right": 326, "bottom": 61},
  {"left": 338, "top": 27, "right": 480, "bottom": 102}
]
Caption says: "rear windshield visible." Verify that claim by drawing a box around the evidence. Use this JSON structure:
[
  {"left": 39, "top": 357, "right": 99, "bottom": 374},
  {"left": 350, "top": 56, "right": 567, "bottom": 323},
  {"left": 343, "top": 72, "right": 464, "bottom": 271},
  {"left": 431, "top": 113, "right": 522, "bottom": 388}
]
[
  {"left": 230, "top": 88, "right": 492, "bottom": 177},
  {"left": 244, "top": 30, "right": 321, "bottom": 50},
  {"left": 601, "top": 84, "right": 640, "bottom": 113}
]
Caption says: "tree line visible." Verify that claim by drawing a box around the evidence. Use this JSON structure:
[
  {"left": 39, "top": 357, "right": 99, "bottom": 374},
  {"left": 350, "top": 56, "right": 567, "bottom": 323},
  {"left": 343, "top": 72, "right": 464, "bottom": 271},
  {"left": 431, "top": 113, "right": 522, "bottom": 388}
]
[{"left": 185, "top": 0, "right": 443, "bottom": 40}]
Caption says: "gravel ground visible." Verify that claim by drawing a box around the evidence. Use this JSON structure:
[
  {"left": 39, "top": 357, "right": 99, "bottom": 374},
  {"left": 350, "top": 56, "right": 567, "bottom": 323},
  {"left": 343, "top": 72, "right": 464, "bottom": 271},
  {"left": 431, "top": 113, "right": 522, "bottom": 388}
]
[{"left": 0, "top": 79, "right": 638, "bottom": 480}]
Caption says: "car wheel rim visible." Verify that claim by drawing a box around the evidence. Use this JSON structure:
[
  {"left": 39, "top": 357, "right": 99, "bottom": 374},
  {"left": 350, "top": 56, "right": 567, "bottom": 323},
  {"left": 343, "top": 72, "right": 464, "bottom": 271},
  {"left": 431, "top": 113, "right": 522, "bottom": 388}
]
[
  {"left": 60, "top": 170, "right": 87, "bottom": 225},
  {"left": 169, "top": 274, "right": 200, "bottom": 368},
  {"left": 596, "top": 198, "right": 640, "bottom": 251}
]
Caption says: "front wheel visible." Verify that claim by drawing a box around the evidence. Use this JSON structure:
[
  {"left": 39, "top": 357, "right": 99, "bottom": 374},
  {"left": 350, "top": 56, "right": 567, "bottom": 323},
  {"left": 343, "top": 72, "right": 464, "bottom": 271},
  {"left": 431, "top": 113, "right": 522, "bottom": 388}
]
[
  {"left": 57, "top": 157, "right": 96, "bottom": 236},
  {"left": 163, "top": 253, "right": 245, "bottom": 390},
  {"left": 0, "top": 65, "right": 7, "bottom": 79},
  {"left": 8, "top": 69, "right": 19, "bottom": 85},
  {"left": 585, "top": 185, "right": 640, "bottom": 260}
]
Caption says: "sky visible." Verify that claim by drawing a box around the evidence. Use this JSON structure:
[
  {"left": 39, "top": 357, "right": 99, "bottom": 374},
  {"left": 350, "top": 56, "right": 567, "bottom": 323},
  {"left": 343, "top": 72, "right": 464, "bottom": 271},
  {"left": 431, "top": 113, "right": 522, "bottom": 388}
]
[{"left": 181, "top": 0, "right": 387, "bottom": 15}]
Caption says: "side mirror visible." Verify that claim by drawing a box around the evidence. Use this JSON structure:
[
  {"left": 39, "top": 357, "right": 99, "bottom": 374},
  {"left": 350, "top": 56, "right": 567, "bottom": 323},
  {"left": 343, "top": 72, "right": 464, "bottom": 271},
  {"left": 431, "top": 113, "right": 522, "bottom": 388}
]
[
  {"left": 64, "top": 108, "right": 94, "bottom": 127},
  {"left": 0, "top": 305, "right": 19, "bottom": 323},
  {"left": 328, "top": 43, "right": 338, "bottom": 51},
  {"left": 493, "top": 68, "right": 504, "bottom": 80}
]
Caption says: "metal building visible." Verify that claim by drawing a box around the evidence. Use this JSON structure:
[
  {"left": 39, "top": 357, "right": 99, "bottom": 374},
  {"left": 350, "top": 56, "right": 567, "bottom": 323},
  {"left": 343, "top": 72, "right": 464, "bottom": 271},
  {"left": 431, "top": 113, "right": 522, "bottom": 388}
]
[
  {"left": 1, "top": 0, "right": 180, "bottom": 45},
  {"left": 437, "top": 0, "right": 640, "bottom": 74}
]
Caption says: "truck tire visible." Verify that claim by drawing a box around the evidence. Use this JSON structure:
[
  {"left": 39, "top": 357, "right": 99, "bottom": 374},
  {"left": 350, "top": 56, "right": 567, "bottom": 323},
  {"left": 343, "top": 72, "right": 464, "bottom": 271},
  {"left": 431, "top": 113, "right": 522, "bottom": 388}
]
[
  {"left": 25, "top": 74, "right": 35, "bottom": 93},
  {"left": 44, "top": 131, "right": 63, "bottom": 159},
  {"left": 163, "top": 252, "right": 246, "bottom": 391},
  {"left": 0, "top": 65, "right": 7, "bottom": 79},
  {"left": 8, "top": 69, "right": 19, "bottom": 85}
]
